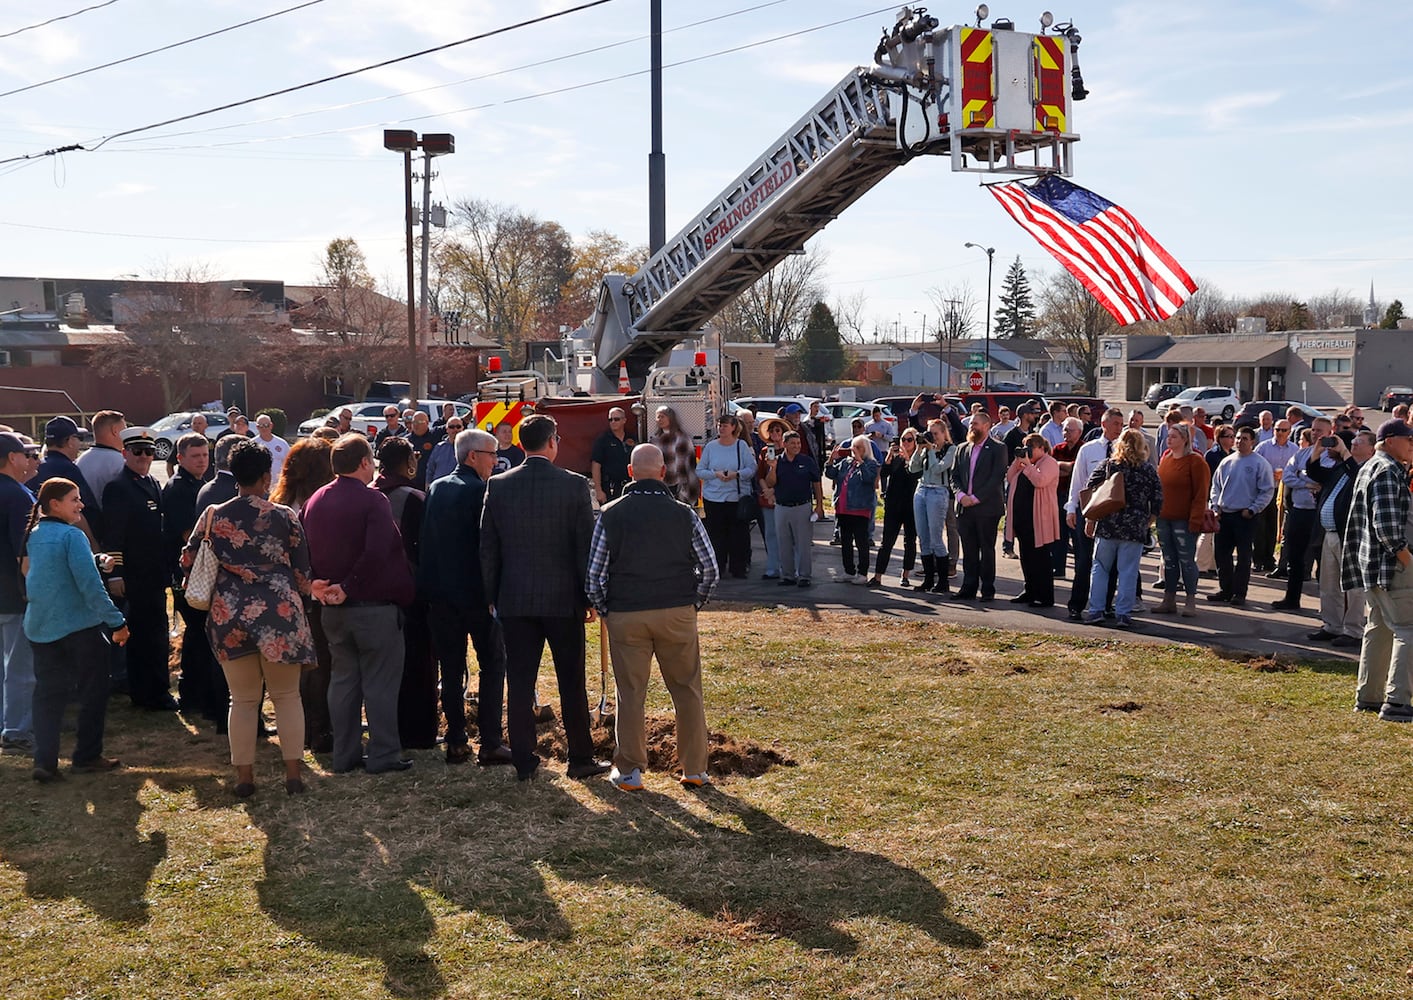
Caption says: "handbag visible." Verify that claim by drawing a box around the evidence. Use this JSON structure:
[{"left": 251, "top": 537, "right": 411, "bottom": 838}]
[
  {"left": 1082, "top": 466, "right": 1126, "bottom": 520},
  {"left": 183, "top": 508, "right": 220, "bottom": 611},
  {"left": 1200, "top": 508, "right": 1220, "bottom": 534},
  {"left": 734, "top": 441, "right": 760, "bottom": 521}
]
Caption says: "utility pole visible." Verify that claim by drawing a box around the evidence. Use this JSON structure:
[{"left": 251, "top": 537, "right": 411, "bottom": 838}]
[
  {"left": 418, "top": 146, "right": 434, "bottom": 398},
  {"left": 648, "top": 0, "right": 666, "bottom": 254}
]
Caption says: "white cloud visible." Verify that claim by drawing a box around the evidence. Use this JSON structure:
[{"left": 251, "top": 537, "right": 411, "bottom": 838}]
[
  {"left": 1202, "top": 90, "right": 1283, "bottom": 128},
  {"left": 100, "top": 182, "right": 156, "bottom": 198}
]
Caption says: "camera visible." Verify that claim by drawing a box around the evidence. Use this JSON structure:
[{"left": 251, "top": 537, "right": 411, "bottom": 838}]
[
  {"left": 919, "top": 431, "right": 934, "bottom": 444},
  {"left": 766, "top": 445, "right": 777, "bottom": 461}
]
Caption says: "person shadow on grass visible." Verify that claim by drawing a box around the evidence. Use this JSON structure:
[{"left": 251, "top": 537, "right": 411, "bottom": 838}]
[{"left": 551, "top": 782, "right": 986, "bottom": 956}]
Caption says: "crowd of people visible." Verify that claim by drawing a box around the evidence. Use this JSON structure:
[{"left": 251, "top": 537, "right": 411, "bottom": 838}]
[
  {"left": 0, "top": 404, "right": 720, "bottom": 795},
  {"left": 4, "top": 387, "right": 1411, "bottom": 792}
]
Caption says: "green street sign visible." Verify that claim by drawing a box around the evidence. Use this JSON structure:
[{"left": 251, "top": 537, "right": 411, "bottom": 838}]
[{"left": 964, "top": 354, "right": 987, "bottom": 370}]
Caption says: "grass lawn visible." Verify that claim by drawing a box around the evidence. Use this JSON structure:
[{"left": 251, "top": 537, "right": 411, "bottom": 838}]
[{"left": 2, "top": 607, "right": 1411, "bottom": 998}]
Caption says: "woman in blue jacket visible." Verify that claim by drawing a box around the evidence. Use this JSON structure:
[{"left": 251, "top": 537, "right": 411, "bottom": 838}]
[
  {"left": 22, "top": 478, "right": 127, "bottom": 783},
  {"left": 825, "top": 435, "right": 880, "bottom": 583}
]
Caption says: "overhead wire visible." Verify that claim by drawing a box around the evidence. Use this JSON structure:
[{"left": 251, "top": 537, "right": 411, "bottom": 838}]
[
  {"left": 102, "top": 4, "right": 897, "bottom": 155},
  {"left": 0, "top": 0, "right": 328, "bottom": 100},
  {"left": 0, "top": 0, "right": 122, "bottom": 40},
  {"left": 0, "top": 219, "right": 402, "bottom": 245},
  {"left": 0, "top": 0, "right": 619, "bottom": 165}
]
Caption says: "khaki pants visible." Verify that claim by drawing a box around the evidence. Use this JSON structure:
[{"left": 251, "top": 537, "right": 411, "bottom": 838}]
[
  {"left": 221, "top": 653, "right": 305, "bottom": 767},
  {"left": 606, "top": 606, "right": 708, "bottom": 777},
  {"left": 1358, "top": 569, "right": 1413, "bottom": 709},
  {"left": 1195, "top": 530, "right": 1216, "bottom": 572},
  {"left": 1319, "top": 531, "right": 1364, "bottom": 638}
]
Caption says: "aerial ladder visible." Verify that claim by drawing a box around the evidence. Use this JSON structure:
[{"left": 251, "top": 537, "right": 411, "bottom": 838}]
[{"left": 587, "top": 5, "right": 1087, "bottom": 395}]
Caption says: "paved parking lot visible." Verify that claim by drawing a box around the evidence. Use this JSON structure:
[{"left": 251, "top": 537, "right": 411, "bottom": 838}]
[{"left": 715, "top": 516, "right": 1352, "bottom": 665}]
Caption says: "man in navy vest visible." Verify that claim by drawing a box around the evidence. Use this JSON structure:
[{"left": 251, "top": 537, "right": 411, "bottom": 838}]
[{"left": 587, "top": 443, "right": 719, "bottom": 791}]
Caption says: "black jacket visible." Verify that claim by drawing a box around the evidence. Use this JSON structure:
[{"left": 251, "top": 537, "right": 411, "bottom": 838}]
[
  {"left": 480, "top": 456, "right": 593, "bottom": 617},
  {"left": 1307, "top": 453, "right": 1361, "bottom": 540}
]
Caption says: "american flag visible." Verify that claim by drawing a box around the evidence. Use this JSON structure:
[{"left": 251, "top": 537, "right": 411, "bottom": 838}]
[{"left": 988, "top": 176, "right": 1197, "bottom": 325}]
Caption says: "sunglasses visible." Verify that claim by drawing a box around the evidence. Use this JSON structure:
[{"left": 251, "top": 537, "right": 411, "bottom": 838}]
[
  {"left": 446, "top": 424, "right": 464, "bottom": 431},
  {"left": 127, "top": 446, "right": 155, "bottom": 456}
]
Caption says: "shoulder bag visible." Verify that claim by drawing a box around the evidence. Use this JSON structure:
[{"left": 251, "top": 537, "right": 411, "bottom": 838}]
[
  {"left": 1082, "top": 464, "right": 1126, "bottom": 521},
  {"left": 183, "top": 508, "right": 220, "bottom": 611},
  {"left": 734, "top": 440, "right": 760, "bottom": 522}
]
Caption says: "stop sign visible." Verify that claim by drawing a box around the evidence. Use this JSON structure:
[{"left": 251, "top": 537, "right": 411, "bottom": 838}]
[{"left": 968, "top": 371, "right": 984, "bottom": 391}]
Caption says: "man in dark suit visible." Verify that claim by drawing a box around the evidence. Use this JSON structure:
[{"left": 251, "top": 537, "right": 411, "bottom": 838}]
[
  {"left": 950, "top": 410, "right": 1008, "bottom": 602},
  {"left": 419, "top": 427, "right": 511, "bottom": 766},
  {"left": 481, "top": 414, "right": 610, "bottom": 782}
]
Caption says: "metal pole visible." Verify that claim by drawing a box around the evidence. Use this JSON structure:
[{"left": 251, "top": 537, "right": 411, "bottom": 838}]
[
  {"left": 403, "top": 148, "right": 419, "bottom": 410},
  {"left": 648, "top": 0, "right": 666, "bottom": 254},
  {"left": 984, "top": 248, "right": 994, "bottom": 389},
  {"left": 419, "top": 146, "right": 433, "bottom": 400}
]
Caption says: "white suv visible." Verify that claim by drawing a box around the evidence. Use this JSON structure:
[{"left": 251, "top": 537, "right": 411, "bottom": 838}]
[{"left": 1155, "top": 385, "right": 1240, "bottom": 421}]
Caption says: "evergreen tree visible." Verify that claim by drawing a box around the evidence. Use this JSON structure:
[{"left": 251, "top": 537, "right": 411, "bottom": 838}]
[
  {"left": 994, "top": 255, "right": 1036, "bottom": 339},
  {"left": 1381, "top": 299, "right": 1405, "bottom": 329},
  {"left": 794, "top": 301, "right": 849, "bottom": 381}
]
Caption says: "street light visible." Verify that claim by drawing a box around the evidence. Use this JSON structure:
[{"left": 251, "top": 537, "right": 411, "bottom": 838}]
[
  {"left": 384, "top": 129, "right": 455, "bottom": 407},
  {"left": 963, "top": 242, "right": 994, "bottom": 389}
]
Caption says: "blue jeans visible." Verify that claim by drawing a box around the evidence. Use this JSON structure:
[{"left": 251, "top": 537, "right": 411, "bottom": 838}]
[
  {"left": 762, "top": 504, "right": 780, "bottom": 576},
  {"left": 912, "top": 485, "right": 950, "bottom": 559},
  {"left": 0, "top": 612, "right": 35, "bottom": 741},
  {"left": 1087, "top": 537, "right": 1143, "bottom": 618},
  {"left": 1156, "top": 518, "right": 1198, "bottom": 597}
]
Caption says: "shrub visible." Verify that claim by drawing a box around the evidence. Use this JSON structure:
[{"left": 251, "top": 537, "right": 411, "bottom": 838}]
[{"left": 256, "top": 407, "right": 288, "bottom": 437}]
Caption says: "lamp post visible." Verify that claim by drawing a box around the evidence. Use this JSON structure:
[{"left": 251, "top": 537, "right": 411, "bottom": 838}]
[
  {"left": 384, "top": 129, "right": 455, "bottom": 407},
  {"left": 963, "top": 241, "right": 994, "bottom": 389}
]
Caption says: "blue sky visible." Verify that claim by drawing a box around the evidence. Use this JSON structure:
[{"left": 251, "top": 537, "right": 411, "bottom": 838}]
[{"left": 1, "top": 0, "right": 1407, "bottom": 340}]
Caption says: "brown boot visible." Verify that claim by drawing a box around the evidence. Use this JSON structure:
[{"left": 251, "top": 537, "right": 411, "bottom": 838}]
[
  {"left": 1152, "top": 592, "right": 1178, "bottom": 615},
  {"left": 1181, "top": 594, "right": 1198, "bottom": 618}
]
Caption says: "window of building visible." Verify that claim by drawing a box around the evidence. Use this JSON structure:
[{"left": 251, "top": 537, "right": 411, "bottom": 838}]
[
  {"left": 1100, "top": 365, "right": 1115, "bottom": 378},
  {"left": 1311, "top": 358, "right": 1351, "bottom": 374}
]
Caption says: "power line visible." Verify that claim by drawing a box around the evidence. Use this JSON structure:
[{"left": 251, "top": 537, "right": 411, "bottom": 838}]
[
  {"left": 0, "top": 0, "right": 328, "bottom": 100},
  {"left": 102, "top": 4, "right": 896, "bottom": 155},
  {"left": 0, "top": 0, "right": 122, "bottom": 40},
  {"left": 111, "top": 0, "right": 797, "bottom": 146},
  {"left": 0, "top": 0, "right": 619, "bottom": 166},
  {"left": 0, "top": 219, "right": 401, "bottom": 245}
]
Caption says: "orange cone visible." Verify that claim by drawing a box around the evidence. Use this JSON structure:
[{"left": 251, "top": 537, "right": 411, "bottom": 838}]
[{"left": 618, "top": 361, "right": 630, "bottom": 394}]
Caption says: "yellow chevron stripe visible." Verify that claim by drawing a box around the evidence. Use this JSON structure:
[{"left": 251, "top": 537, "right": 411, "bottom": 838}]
[
  {"left": 964, "top": 29, "right": 992, "bottom": 63},
  {"left": 1036, "top": 102, "right": 1065, "bottom": 132},
  {"left": 474, "top": 401, "right": 508, "bottom": 433},
  {"left": 1035, "top": 39, "right": 1061, "bottom": 71},
  {"left": 963, "top": 98, "right": 994, "bottom": 128}
]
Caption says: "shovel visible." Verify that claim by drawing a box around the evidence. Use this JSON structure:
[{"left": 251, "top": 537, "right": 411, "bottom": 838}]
[{"left": 594, "top": 619, "right": 612, "bottom": 727}]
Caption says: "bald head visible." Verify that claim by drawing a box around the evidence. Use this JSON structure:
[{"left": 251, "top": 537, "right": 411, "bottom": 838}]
[{"left": 628, "top": 443, "right": 665, "bottom": 481}]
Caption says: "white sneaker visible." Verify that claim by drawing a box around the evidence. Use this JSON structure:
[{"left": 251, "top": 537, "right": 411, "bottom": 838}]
[
  {"left": 679, "top": 772, "right": 710, "bottom": 788},
  {"left": 609, "top": 766, "right": 643, "bottom": 791}
]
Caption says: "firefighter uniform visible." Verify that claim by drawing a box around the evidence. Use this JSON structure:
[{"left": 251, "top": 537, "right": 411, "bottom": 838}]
[{"left": 101, "top": 428, "right": 173, "bottom": 710}]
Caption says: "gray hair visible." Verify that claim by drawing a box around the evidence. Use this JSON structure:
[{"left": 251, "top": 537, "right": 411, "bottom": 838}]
[
  {"left": 213, "top": 431, "right": 243, "bottom": 470},
  {"left": 456, "top": 428, "right": 496, "bottom": 465}
]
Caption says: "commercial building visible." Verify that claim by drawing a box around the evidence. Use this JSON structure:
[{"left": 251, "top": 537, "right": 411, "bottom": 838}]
[{"left": 1097, "top": 326, "right": 1411, "bottom": 408}]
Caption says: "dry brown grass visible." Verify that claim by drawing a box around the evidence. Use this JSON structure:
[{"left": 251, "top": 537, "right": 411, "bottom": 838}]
[{"left": 2, "top": 608, "right": 1410, "bottom": 998}]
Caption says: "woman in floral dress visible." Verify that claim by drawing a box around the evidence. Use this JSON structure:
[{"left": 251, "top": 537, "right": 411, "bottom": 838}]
[{"left": 183, "top": 440, "right": 315, "bottom": 798}]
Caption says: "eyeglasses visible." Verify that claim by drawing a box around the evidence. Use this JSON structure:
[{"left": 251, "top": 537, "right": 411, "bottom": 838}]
[
  {"left": 127, "top": 446, "right": 155, "bottom": 456},
  {"left": 473, "top": 449, "right": 497, "bottom": 457},
  {"left": 1275, "top": 428, "right": 1291, "bottom": 433}
]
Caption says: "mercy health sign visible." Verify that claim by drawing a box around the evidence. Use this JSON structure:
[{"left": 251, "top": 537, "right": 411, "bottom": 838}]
[{"left": 702, "top": 161, "right": 796, "bottom": 252}]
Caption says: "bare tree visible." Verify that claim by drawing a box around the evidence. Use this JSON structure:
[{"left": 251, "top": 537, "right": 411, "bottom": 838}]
[
  {"left": 438, "top": 199, "right": 574, "bottom": 354},
  {"left": 539, "top": 229, "right": 648, "bottom": 337},
  {"left": 1304, "top": 288, "right": 1363, "bottom": 328},
  {"left": 831, "top": 289, "right": 870, "bottom": 344},
  {"left": 709, "top": 245, "right": 828, "bottom": 344},
  {"left": 1165, "top": 279, "right": 1235, "bottom": 336},
  {"left": 95, "top": 264, "right": 262, "bottom": 413},
  {"left": 1035, "top": 271, "right": 1114, "bottom": 394},
  {"left": 926, "top": 281, "right": 977, "bottom": 385}
]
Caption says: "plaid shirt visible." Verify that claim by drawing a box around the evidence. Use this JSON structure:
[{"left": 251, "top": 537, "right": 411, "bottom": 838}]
[
  {"left": 586, "top": 489, "right": 718, "bottom": 613},
  {"left": 652, "top": 427, "right": 698, "bottom": 503},
  {"left": 1341, "top": 450, "right": 1412, "bottom": 592}
]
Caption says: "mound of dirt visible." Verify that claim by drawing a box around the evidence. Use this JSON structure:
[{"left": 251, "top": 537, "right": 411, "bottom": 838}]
[
  {"left": 534, "top": 712, "right": 795, "bottom": 777},
  {"left": 1102, "top": 701, "right": 1144, "bottom": 714}
]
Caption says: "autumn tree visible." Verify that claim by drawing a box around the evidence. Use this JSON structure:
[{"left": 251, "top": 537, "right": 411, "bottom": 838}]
[
  {"left": 95, "top": 264, "right": 261, "bottom": 413},
  {"left": 994, "top": 255, "right": 1036, "bottom": 339},
  {"left": 437, "top": 198, "right": 574, "bottom": 354},
  {"left": 1035, "top": 270, "right": 1114, "bottom": 394},
  {"left": 284, "top": 238, "right": 407, "bottom": 401},
  {"left": 710, "top": 245, "right": 828, "bottom": 344}
]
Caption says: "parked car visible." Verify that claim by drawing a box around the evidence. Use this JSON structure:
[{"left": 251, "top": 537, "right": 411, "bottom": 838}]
[
  {"left": 732, "top": 395, "right": 822, "bottom": 416},
  {"left": 957, "top": 391, "right": 1045, "bottom": 420},
  {"left": 150, "top": 411, "right": 231, "bottom": 461},
  {"left": 1232, "top": 400, "right": 1326, "bottom": 430},
  {"left": 986, "top": 380, "right": 1028, "bottom": 393},
  {"left": 296, "top": 399, "right": 472, "bottom": 438},
  {"left": 1046, "top": 394, "right": 1110, "bottom": 420},
  {"left": 1144, "top": 382, "right": 1187, "bottom": 409},
  {"left": 817, "top": 401, "right": 898, "bottom": 446},
  {"left": 1380, "top": 385, "right": 1413, "bottom": 410},
  {"left": 1154, "top": 385, "right": 1240, "bottom": 421}
]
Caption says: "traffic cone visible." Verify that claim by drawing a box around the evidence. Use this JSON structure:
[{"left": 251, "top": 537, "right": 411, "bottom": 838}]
[{"left": 618, "top": 361, "right": 630, "bottom": 394}]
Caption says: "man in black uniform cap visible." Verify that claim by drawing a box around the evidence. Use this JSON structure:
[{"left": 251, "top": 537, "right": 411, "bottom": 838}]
[
  {"left": 102, "top": 427, "right": 174, "bottom": 710},
  {"left": 162, "top": 432, "right": 218, "bottom": 721}
]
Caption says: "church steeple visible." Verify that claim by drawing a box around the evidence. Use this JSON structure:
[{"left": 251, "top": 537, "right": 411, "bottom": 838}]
[{"left": 1364, "top": 281, "right": 1379, "bottom": 327}]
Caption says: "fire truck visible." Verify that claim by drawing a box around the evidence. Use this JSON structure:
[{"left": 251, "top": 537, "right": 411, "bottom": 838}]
[{"left": 490, "top": 7, "right": 1087, "bottom": 472}]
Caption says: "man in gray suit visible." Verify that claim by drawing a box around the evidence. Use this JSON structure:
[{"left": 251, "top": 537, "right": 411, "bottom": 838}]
[
  {"left": 950, "top": 410, "right": 1009, "bottom": 602},
  {"left": 481, "top": 414, "right": 611, "bottom": 782}
]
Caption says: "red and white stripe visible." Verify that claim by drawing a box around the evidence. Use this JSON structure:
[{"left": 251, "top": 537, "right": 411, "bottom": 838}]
[{"left": 989, "top": 182, "right": 1198, "bottom": 326}]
